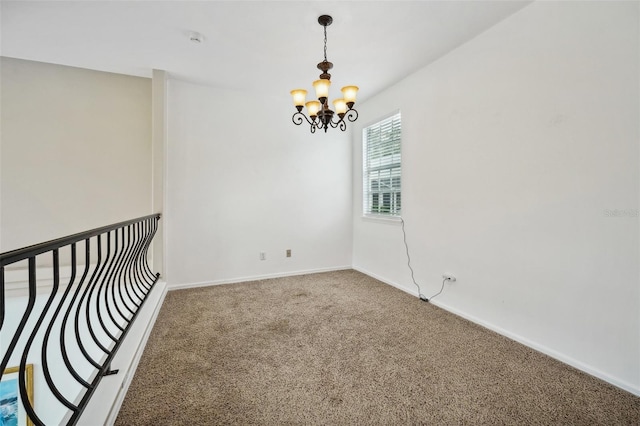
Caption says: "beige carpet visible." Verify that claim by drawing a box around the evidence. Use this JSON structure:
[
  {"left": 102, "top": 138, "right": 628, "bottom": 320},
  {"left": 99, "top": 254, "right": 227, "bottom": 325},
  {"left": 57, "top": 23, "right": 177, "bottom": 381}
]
[{"left": 116, "top": 270, "right": 639, "bottom": 425}]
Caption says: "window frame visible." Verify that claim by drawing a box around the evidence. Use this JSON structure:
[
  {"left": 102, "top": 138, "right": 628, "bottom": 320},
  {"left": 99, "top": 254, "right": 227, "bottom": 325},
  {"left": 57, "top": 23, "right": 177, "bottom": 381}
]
[{"left": 362, "top": 111, "right": 402, "bottom": 220}]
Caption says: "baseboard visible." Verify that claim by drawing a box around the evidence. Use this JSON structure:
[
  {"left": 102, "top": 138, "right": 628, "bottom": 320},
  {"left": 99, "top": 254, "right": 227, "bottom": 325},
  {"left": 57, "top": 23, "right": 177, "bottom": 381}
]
[
  {"left": 352, "top": 266, "right": 420, "bottom": 297},
  {"left": 167, "top": 265, "right": 353, "bottom": 291},
  {"left": 353, "top": 266, "right": 640, "bottom": 397},
  {"left": 430, "top": 299, "right": 640, "bottom": 397}
]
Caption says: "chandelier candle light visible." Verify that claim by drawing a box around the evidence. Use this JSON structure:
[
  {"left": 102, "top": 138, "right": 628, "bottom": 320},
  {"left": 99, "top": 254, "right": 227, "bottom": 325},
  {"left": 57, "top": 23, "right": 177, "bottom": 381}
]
[{"left": 290, "top": 15, "right": 359, "bottom": 133}]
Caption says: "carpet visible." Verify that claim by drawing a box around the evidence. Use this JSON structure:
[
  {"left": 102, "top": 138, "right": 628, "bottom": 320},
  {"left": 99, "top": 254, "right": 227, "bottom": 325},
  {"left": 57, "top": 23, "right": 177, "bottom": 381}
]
[{"left": 115, "top": 270, "right": 639, "bottom": 425}]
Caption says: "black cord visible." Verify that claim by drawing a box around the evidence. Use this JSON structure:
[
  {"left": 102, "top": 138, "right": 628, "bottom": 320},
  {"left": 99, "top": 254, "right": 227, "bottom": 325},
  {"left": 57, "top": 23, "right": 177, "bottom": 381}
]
[
  {"left": 401, "top": 217, "right": 448, "bottom": 302},
  {"left": 428, "top": 278, "right": 447, "bottom": 301},
  {"left": 400, "top": 217, "right": 427, "bottom": 301}
]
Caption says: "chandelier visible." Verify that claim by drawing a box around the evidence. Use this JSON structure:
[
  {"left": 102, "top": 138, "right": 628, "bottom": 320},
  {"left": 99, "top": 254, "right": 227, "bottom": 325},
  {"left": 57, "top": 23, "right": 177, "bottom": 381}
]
[{"left": 290, "top": 15, "right": 359, "bottom": 133}]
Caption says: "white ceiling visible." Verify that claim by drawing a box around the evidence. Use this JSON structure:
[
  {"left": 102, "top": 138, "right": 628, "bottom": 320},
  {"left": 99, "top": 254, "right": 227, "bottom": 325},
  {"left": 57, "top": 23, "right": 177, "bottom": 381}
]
[{"left": 1, "top": 0, "right": 532, "bottom": 102}]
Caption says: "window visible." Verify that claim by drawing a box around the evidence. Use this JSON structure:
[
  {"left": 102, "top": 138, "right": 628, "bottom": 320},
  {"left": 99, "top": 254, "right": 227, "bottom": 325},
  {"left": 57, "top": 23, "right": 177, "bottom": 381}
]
[{"left": 363, "top": 112, "right": 401, "bottom": 216}]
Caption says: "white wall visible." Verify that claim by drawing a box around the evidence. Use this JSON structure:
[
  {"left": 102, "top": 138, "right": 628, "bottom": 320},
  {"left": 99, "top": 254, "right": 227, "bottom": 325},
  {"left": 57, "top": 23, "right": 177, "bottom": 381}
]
[
  {"left": 0, "top": 58, "right": 152, "bottom": 251},
  {"left": 1, "top": 58, "right": 158, "bottom": 423},
  {"left": 352, "top": 1, "right": 639, "bottom": 394},
  {"left": 166, "top": 80, "right": 352, "bottom": 287}
]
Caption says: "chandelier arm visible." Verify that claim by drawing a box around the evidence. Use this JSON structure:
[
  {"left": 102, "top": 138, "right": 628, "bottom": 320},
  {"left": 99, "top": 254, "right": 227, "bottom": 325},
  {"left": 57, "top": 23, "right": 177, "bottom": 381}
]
[
  {"left": 292, "top": 111, "right": 315, "bottom": 126},
  {"left": 327, "top": 114, "right": 349, "bottom": 131},
  {"left": 345, "top": 108, "right": 359, "bottom": 123}
]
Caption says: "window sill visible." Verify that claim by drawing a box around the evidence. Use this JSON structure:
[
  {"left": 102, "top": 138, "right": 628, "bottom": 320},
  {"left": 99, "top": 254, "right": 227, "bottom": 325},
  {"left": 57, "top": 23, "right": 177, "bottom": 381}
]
[{"left": 361, "top": 214, "right": 402, "bottom": 225}]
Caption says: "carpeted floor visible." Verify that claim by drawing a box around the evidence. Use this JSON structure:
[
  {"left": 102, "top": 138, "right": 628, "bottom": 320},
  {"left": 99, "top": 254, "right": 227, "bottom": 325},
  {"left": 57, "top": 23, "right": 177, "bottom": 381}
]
[{"left": 115, "top": 270, "right": 639, "bottom": 425}]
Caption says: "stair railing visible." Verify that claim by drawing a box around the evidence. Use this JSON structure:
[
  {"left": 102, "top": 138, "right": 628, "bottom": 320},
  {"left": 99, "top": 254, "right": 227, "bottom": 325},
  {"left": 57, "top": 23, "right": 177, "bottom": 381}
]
[{"left": 0, "top": 213, "right": 161, "bottom": 426}]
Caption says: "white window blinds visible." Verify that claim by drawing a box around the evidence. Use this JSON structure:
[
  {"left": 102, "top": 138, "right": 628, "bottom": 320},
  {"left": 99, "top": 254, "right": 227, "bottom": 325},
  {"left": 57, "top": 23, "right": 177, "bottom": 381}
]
[{"left": 363, "top": 112, "right": 402, "bottom": 216}]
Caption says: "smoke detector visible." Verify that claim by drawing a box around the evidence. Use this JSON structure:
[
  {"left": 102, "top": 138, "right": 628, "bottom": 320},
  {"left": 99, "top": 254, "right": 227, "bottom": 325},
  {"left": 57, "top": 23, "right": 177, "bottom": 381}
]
[{"left": 189, "top": 32, "right": 204, "bottom": 44}]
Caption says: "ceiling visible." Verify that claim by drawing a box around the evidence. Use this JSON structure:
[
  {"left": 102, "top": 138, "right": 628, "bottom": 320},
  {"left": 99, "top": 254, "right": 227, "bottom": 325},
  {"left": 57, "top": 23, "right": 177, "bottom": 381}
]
[{"left": 1, "top": 1, "right": 532, "bottom": 102}]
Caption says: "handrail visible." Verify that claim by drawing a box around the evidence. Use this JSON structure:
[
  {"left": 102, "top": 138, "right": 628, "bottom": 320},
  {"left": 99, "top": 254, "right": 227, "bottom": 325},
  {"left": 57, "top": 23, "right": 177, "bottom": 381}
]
[
  {"left": 0, "top": 214, "right": 161, "bottom": 426},
  {"left": 0, "top": 213, "right": 160, "bottom": 267}
]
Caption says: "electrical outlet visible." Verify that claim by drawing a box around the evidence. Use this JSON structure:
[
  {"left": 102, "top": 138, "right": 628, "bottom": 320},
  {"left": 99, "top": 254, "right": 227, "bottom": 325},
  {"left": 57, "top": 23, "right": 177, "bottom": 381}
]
[
  {"left": 260, "top": 252, "right": 266, "bottom": 261},
  {"left": 286, "top": 249, "right": 292, "bottom": 258},
  {"left": 442, "top": 274, "right": 456, "bottom": 282}
]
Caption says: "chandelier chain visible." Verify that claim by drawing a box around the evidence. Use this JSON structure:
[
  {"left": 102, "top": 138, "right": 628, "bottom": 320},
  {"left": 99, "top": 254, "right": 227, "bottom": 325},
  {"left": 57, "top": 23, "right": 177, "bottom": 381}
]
[{"left": 323, "top": 24, "right": 328, "bottom": 62}]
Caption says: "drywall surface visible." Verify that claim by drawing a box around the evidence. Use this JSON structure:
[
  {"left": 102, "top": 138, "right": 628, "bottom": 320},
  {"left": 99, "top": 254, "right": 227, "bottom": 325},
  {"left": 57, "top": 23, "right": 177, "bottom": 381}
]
[
  {"left": 166, "top": 80, "right": 352, "bottom": 287},
  {"left": 352, "top": 1, "right": 639, "bottom": 393},
  {"left": 0, "top": 58, "right": 152, "bottom": 251}
]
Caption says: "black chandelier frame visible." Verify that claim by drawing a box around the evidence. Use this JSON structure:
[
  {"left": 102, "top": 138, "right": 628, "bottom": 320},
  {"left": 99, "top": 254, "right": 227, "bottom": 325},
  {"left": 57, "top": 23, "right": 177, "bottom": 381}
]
[
  {"left": 292, "top": 104, "right": 359, "bottom": 134},
  {"left": 291, "top": 15, "right": 359, "bottom": 134}
]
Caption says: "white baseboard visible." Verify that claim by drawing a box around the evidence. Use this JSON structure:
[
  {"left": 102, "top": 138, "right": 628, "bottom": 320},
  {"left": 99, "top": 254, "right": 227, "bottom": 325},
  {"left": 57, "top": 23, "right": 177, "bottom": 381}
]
[
  {"left": 167, "top": 265, "right": 353, "bottom": 291},
  {"left": 430, "top": 299, "right": 640, "bottom": 397},
  {"left": 352, "top": 266, "right": 640, "bottom": 397},
  {"left": 352, "top": 266, "right": 420, "bottom": 298}
]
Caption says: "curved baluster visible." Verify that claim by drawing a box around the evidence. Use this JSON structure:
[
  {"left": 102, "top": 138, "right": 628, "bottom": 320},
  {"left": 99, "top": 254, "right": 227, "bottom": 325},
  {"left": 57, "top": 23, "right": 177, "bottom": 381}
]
[
  {"left": 137, "top": 218, "right": 159, "bottom": 287},
  {"left": 102, "top": 229, "right": 127, "bottom": 333},
  {"left": 0, "top": 266, "right": 5, "bottom": 331},
  {"left": 116, "top": 226, "right": 139, "bottom": 321},
  {"left": 140, "top": 218, "right": 158, "bottom": 283},
  {"left": 60, "top": 240, "right": 96, "bottom": 385},
  {"left": 124, "top": 224, "right": 145, "bottom": 310},
  {"left": 80, "top": 235, "right": 112, "bottom": 355},
  {"left": 22, "top": 250, "right": 78, "bottom": 417},
  {"left": 94, "top": 232, "right": 120, "bottom": 344},
  {"left": 41, "top": 245, "right": 91, "bottom": 404},
  {"left": 0, "top": 258, "right": 38, "bottom": 381},
  {"left": 110, "top": 227, "right": 136, "bottom": 324},
  {"left": 74, "top": 237, "right": 107, "bottom": 366},
  {"left": 128, "top": 223, "right": 149, "bottom": 300},
  {"left": 6, "top": 259, "right": 44, "bottom": 426},
  {"left": 127, "top": 222, "right": 151, "bottom": 302}
]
